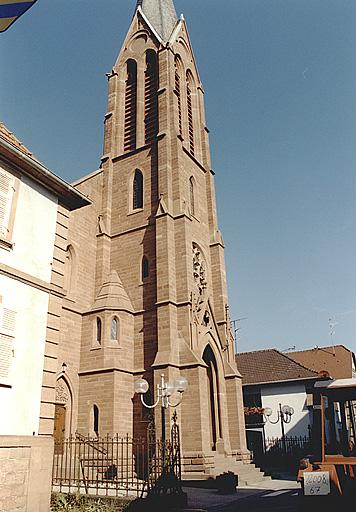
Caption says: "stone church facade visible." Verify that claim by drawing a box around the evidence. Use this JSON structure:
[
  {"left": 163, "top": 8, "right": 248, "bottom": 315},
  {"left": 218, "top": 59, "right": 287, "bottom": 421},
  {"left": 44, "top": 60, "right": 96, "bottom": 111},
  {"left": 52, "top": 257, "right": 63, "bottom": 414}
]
[{"left": 56, "top": 0, "right": 248, "bottom": 476}]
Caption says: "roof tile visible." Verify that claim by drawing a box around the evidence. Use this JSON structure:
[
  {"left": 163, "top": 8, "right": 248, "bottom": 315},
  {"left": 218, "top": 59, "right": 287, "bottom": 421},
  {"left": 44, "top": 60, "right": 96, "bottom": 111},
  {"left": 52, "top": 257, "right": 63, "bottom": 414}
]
[
  {"left": 0, "top": 122, "right": 32, "bottom": 157},
  {"left": 236, "top": 349, "right": 318, "bottom": 385}
]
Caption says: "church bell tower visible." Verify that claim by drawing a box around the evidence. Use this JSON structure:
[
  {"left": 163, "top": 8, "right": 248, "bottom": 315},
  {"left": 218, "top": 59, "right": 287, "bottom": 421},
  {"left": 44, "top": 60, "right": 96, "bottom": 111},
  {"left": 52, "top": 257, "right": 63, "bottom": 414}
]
[{"left": 77, "top": 0, "right": 248, "bottom": 476}]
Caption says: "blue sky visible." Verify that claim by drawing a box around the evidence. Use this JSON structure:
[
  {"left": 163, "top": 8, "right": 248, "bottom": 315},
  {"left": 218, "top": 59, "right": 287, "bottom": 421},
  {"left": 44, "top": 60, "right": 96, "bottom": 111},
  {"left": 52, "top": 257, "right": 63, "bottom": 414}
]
[{"left": 2, "top": 0, "right": 356, "bottom": 354}]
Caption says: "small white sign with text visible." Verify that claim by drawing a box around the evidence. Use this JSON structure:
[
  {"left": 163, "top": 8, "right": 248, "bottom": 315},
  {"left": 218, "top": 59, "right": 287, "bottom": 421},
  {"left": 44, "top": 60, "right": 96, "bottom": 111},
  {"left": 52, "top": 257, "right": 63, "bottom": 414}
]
[{"left": 303, "top": 471, "right": 330, "bottom": 496}]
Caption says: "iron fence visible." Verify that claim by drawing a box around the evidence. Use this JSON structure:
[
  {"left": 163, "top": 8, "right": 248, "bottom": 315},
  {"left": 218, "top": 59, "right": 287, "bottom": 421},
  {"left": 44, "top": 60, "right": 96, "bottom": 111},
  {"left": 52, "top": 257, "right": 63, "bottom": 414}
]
[
  {"left": 52, "top": 416, "right": 182, "bottom": 498},
  {"left": 256, "top": 435, "right": 311, "bottom": 469}
]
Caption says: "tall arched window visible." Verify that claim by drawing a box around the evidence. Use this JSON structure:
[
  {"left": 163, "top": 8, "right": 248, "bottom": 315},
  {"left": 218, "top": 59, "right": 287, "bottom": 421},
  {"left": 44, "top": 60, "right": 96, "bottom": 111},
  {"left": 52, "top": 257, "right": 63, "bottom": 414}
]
[
  {"left": 93, "top": 404, "right": 99, "bottom": 437},
  {"left": 124, "top": 59, "right": 137, "bottom": 152},
  {"left": 133, "top": 169, "right": 143, "bottom": 209},
  {"left": 144, "top": 50, "right": 159, "bottom": 144},
  {"left": 142, "top": 256, "right": 149, "bottom": 280},
  {"left": 96, "top": 318, "right": 102, "bottom": 345},
  {"left": 174, "top": 56, "right": 183, "bottom": 137},
  {"left": 186, "top": 71, "right": 195, "bottom": 156},
  {"left": 111, "top": 317, "right": 119, "bottom": 342},
  {"left": 189, "top": 177, "right": 195, "bottom": 217}
]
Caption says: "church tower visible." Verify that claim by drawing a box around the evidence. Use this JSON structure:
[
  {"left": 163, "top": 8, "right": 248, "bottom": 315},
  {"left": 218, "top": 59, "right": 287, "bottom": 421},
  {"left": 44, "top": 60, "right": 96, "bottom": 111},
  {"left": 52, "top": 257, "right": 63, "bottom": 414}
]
[{"left": 59, "top": 0, "right": 248, "bottom": 477}]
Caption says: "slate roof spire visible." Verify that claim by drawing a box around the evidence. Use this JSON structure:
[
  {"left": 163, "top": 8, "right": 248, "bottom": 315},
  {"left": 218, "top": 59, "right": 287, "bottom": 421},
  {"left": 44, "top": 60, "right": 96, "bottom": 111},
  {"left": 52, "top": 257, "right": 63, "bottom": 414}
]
[{"left": 135, "top": 0, "right": 178, "bottom": 42}]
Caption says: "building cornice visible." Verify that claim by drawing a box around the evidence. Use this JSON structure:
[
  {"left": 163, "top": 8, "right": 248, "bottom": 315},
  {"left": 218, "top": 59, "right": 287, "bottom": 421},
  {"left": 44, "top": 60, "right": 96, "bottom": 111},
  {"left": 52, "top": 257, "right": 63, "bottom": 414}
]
[{"left": 0, "top": 137, "right": 91, "bottom": 211}]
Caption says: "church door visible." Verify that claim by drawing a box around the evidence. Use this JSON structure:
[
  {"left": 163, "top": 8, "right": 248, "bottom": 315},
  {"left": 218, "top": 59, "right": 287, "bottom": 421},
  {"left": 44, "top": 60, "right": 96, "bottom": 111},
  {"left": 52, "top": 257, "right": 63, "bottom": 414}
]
[{"left": 54, "top": 404, "right": 66, "bottom": 454}]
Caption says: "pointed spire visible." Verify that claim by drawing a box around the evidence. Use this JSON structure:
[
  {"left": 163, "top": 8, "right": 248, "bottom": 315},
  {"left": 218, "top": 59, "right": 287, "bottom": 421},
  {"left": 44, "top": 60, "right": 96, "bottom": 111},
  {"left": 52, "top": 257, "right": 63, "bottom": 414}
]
[{"left": 136, "top": 0, "right": 178, "bottom": 42}]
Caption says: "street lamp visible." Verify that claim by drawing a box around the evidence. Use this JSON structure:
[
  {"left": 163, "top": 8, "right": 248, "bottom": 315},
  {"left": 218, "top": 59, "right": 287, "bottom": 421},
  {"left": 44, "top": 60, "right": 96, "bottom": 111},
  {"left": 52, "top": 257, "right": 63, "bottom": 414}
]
[
  {"left": 134, "top": 374, "right": 188, "bottom": 473},
  {"left": 264, "top": 403, "right": 294, "bottom": 454}
]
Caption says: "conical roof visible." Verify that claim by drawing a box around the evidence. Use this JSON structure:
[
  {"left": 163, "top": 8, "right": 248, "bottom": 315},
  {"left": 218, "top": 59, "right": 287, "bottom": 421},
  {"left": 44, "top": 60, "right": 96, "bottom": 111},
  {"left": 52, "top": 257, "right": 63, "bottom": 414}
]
[
  {"left": 90, "top": 270, "right": 133, "bottom": 312},
  {"left": 136, "top": 0, "right": 178, "bottom": 42}
]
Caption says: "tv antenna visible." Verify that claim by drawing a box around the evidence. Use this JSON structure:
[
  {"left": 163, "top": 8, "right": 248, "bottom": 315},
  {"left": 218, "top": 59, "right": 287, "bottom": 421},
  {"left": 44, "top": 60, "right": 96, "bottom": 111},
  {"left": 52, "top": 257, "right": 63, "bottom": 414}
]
[
  {"left": 328, "top": 317, "right": 338, "bottom": 355},
  {"left": 231, "top": 317, "right": 248, "bottom": 353}
]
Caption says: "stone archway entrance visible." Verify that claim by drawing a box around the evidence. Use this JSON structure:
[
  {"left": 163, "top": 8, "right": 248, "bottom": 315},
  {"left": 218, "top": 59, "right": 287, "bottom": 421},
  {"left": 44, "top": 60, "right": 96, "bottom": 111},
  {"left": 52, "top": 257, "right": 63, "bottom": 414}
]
[
  {"left": 203, "top": 345, "right": 222, "bottom": 451},
  {"left": 54, "top": 377, "right": 72, "bottom": 451}
]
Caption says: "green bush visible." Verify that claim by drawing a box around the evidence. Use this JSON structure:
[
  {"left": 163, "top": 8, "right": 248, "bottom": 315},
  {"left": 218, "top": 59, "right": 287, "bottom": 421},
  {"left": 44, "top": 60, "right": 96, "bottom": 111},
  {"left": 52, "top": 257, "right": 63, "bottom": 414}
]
[{"left": 51, "top": 492, "right": 131, "bottom": 512}]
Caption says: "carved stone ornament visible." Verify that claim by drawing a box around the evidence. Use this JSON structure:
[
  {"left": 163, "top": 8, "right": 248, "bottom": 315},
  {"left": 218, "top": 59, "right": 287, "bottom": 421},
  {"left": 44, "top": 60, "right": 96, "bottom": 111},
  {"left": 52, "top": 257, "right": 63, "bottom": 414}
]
[
  {"left": 192, "top": 244, "right": 207, "bottom": 297},
  {"left": 55, "top": 379, "right": 69, "bottom": 404}
]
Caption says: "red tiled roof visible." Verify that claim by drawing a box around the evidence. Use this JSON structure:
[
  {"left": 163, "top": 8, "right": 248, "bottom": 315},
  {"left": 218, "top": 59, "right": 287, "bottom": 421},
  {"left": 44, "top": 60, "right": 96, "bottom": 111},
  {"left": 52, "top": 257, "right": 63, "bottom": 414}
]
[
  {"left": 0, "top": 122, "right": 32, "bottom": 157},
  {"left": 236, "top": 349, "right": 318, "bottom": 385},
  {"left": 289, "top": 345, "right": 354, "bottom": 379}
]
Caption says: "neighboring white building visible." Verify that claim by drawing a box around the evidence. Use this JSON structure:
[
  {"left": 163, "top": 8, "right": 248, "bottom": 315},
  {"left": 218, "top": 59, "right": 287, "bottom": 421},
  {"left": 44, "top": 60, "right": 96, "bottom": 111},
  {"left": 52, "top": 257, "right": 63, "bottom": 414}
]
[
  {"left": 0, "top": 123, "right": 90, "bottom": 512},
  {"left": 236, "top": 349, "right": 319, "bottom": 457}
]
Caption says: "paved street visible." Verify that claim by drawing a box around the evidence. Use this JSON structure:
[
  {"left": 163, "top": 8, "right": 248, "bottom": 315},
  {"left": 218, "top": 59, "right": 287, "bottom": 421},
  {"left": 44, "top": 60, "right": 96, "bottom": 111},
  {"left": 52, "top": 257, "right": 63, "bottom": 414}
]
[
  {"left": 217, "top": 489, "right": 303, "bottom": 512},
  {"left": 183, "top": 480, "right": 348, "bottom": 512},
  {"left": 183, "top": 479, "right": 304, "bottom": 512}
]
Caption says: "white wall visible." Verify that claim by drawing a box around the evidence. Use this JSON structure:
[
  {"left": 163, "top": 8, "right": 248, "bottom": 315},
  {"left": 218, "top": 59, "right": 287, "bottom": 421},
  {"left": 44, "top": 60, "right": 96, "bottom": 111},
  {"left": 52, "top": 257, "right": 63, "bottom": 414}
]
[
  {"left": 1, "top": 173, "right": 58, "bottom": 283},
  {"left": 261, "top": 382, "right": 312, "bottom": 438},
  {"left": 0, "top": 172, "right": 58, "bottom": 435},
  {"left": 0, "top": 275, "right": 49, "bottom": 435}
]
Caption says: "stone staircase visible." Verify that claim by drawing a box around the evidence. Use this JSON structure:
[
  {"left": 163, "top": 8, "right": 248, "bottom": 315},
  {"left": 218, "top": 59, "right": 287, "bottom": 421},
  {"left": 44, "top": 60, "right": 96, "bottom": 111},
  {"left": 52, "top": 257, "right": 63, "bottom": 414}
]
[
  {"left": 182, "top": 452, "right": 271, "bottom": 487},
  {"left": 212, "top": 453, "right": 271, "bottom": 486}
]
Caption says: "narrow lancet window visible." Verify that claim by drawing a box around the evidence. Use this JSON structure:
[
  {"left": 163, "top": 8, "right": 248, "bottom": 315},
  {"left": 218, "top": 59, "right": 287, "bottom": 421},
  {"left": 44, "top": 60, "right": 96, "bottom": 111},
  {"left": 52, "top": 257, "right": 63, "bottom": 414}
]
[
  {"left": 133, "top": 170, "right": 143, "bottom": 209},
  {"left": 96, "top": 318, "right": 102, "bottom": 345},
  {"left": 111, "top": 317, "right": 119, "bottom": 342},
  {"left": 144, "top": 50, "right": 159, "bottom": 144},
  {"left": 124, "top": 59, "right": 137, "bottom": 152},
  {"left": 189, "top": 177, "right": 195, "bottom": 217},
  {"left": 142, "top": 256, "right": 149, "bottom": 280},
  {"left": 93, "top": 404, "right": 99, "bottom": 437}
]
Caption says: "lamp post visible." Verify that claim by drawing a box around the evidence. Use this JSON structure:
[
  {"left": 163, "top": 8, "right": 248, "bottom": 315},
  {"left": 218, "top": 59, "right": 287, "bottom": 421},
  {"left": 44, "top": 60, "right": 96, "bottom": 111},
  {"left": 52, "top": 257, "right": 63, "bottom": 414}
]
[
  {"left": 263, "top": 404, "right": 294, "bottom": 454},
  {"left": 134, "top": 374, "right": 188, "bottom": 474}
]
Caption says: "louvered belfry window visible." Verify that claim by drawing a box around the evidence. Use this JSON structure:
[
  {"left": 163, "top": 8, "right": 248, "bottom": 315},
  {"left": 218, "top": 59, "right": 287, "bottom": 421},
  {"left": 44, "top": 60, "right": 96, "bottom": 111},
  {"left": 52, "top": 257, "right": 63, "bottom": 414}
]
[
  {"left": 124, "top": 59, "right": 137, "bottom": 152},
  {"left": 186, "top": 72, "right": 195, "bottom": 156},
  {"left": 174, "top": 58, "right": 182, "bottom": 136},
  {"left": 144, "top": 50, "right": 159, "bottom": 144},
  {"left": 0, "top": 167, "right": 15, "bottom": 240},
  {"left": 0, "top": 307, "right": 16, "bottom": 385}
]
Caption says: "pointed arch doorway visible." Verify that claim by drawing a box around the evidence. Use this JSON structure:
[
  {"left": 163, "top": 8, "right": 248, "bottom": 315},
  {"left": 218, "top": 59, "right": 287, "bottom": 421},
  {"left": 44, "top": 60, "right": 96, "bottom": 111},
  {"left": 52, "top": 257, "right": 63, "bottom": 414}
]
[{"left": 203, "top": 345, "right": 222, "bottom": 451}]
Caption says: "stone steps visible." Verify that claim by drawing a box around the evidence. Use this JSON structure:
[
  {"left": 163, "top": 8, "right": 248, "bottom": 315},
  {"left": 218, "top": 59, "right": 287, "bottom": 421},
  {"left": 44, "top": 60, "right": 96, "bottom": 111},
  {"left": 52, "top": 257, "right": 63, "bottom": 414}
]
[
  {"left": 213, "top": 460, "right": 271, "bottom": 486},
  {"left": 183, "top": 456, "right": 271, "bottom": 487}
]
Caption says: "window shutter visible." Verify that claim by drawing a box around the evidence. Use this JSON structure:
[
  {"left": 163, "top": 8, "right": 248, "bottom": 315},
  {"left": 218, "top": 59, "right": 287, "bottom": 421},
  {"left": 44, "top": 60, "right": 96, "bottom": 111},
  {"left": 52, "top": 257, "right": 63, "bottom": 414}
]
[
  {"left": 0, "top": 307, "right": 16, "bottom": 384},
  {"left": 0, "top": 168, "right": 15, "bottom": 239}
]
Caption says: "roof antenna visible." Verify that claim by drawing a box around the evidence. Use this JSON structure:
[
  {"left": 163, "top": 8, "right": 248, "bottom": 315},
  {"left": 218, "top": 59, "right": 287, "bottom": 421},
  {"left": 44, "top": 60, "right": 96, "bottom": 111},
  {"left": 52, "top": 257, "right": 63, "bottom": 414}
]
[
  {"left": 328, "top": 317, "right": 337, "bottom": 356},
  {"left": 231, "top": 317, "right": 247, "bottom": 353}
]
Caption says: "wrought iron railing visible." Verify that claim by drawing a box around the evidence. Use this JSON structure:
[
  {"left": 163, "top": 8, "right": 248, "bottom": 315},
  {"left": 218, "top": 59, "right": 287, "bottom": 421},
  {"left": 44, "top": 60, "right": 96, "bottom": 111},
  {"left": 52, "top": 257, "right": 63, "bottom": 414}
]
[{"left": 52, "top": 415, "right": 182, "bottom": 498}]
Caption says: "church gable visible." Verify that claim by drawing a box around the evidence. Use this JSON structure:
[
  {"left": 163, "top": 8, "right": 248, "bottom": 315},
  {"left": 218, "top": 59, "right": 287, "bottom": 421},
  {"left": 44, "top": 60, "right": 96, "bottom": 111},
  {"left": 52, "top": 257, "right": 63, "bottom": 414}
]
[
  {"left": 169, "top": 19, "right": 203, "bottom": 88},
  {"left": 114, "top": 13, "right": 160, "bottom": 71}
]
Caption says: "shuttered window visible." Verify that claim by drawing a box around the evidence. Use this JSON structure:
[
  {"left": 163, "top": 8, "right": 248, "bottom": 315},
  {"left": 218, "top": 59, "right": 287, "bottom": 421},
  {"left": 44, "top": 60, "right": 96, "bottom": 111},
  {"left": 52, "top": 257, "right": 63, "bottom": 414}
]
[
  {"left": 174, "top": 57, "right": 182, "bottom": 137},
  {"left": 0, "top": 307, "right": 16, "bottom": 385},
  {"left": 144, "top": 50, "right": 159, "bottom": 144},
  {"left": 124, "top": 59, "right": 137, "bottom": 152},
  {"left": 186, "top": 72, "right": 195, "bottom": 156},
  {"left": 0, "top": 168, "right": 15, "bottom": 240}
]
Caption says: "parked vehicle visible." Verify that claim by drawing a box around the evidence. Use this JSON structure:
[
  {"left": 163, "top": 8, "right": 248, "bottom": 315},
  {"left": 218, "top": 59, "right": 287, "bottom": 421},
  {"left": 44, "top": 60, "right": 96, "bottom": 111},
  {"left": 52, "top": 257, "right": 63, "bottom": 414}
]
[{"left": 298, "top": 378, "right": 356, "bottom": 497}]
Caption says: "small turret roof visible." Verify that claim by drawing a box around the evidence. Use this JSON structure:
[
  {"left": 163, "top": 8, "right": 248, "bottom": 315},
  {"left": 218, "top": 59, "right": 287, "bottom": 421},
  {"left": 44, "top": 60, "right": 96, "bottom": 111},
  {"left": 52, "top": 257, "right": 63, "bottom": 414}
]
[{"left": 135, "top": 0, "right": 178, "bottom": 42}]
